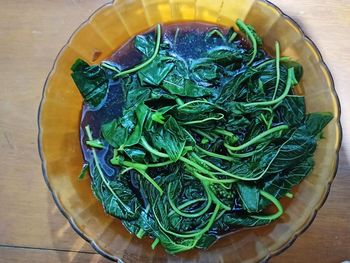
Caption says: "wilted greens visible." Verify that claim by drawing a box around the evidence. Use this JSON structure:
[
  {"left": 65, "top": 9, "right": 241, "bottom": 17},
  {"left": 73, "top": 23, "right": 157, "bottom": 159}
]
[{"left": 72, "top": 20, "right": 332, "bottom": 254}]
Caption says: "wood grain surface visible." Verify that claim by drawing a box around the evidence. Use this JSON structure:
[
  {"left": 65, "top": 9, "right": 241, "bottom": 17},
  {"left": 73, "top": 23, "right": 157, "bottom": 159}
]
[{"left": 0, "top": 0, "right": 349, "bottom": 262}]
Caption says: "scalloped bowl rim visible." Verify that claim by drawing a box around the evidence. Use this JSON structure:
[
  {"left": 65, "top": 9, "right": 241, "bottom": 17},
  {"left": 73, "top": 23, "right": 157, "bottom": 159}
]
[{"left": 37, "top": 0, "right": 342, "bottom": 262}]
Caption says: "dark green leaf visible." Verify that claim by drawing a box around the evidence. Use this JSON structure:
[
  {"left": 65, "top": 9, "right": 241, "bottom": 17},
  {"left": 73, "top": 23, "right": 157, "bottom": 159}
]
[
  {"left": 90, "top": 165, "right": 141, "bottom": 220},
  {"left": 304, "top": 112, "right": 333, "bottom": 136},
  {"left": 237, "top": 183, "right": 260, "bottom": 213},
  {"left": 71, "top": 59, "right": 108, "bottom": 107},
  {"left": 148, "top": 118, "right": 186, "bottom": 161},
  {"left": 206, "top": 46, "right": 244, "bottom": 66},
  {"left": 134, "top": 35, "right": 155, "bottom": 57},
  {"left": 277, "top": 96, "right": 305, "bottom": 126},
  {"left": 125, "top": 103, "right": 150, "bottom": 146},
  {"left": 282, "top": 60, "right": 303, "bottom": 82},
  {"left": 260, "top": 157, "right": 314, "bottom": 208},
  {"left": 138, "top": 56, "right": 175, "bottom": 86},
  {"left": 124, "top": 148, "right": 146, "bottom": 162},
  {"left": 101, "top": 119, "right": 128, "bottom": 149},
  {"left": 214, "top": 212, "right": 271, "bottom": 230}
]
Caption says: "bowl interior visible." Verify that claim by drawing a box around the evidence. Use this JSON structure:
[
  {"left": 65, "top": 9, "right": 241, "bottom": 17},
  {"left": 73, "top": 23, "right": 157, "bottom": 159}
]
[{"left": 39, "top": 0, "right": 341, "bottom": 262}]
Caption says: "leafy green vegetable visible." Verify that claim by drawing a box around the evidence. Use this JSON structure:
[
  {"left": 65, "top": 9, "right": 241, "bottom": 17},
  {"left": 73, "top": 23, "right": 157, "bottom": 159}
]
[
  {"left": 148, "top": 118, "right": 186, "bottom": 161},
  {"left": 71, "top": 59, "right": 108, "bottom": 107},
  {"left": 73, "top": 21, "right": 333, "bottom": 255},
  {"left": 237, "top": 183, "right": 260, "bottom": 213},
  {"left": 206, "top": 46, "right": 244, "bottom": 66},
  {"left": 236, "top": 19, "right": 262, "bottom": 65},
  {"left": 138, "top": 56, "right": 174, "bottom": 86}
]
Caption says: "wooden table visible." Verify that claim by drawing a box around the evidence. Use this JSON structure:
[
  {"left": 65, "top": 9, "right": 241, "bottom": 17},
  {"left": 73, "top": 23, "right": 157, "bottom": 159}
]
[{"left": 0, "top": 0, "right": 349, "bottom": 262}]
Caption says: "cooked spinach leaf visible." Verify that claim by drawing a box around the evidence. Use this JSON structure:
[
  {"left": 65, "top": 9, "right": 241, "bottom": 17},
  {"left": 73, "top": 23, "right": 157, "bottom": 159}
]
[{"left": 73, "top": 21, "right": 333, "bottom": 255}]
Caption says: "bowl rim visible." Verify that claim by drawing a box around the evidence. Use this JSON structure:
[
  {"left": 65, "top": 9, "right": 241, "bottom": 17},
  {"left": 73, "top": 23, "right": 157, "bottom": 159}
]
[{"left": 37, "top": 0, "right": 343, "bottom": 262}]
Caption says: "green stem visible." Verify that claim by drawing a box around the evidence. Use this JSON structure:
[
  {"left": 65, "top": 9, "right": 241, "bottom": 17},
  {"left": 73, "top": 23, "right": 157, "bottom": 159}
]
[
  {"left": 86, "top": 139, "right": 104, "bottom": 149},
  {"left": 252, "top": 190, "right": 283, "bottom": 220},
  {"left": 151, "top": 112, "right": 165, "bottom": 124},
  {"left": 191, "top": 153, "right": 242, "bottom": 181},
  {"left": 178, "top": 198, "right": 206, "bottom": 209},
  {"left": 272, "top": 41, "right": 281, "bottom": 100},
  {"left": 228, "top": 32, "right": 238, "bottom": 43},
  {"left": 147, "top": 160, "right": 174, "bottom": 168},
  {"left": 244, "top": 68, "right": 297, "bottom": 107},
  {"left": 179, "top": 156, "right": 214, "bottom": 177},
  {"left": 168, "top": 198, "right": 207, "bottom": 217},
  {"left": 174, "top": 27, "right": 180, "bottom": 47},
  {"left": 114, "top": 24, "right": 162, "bottom": 78},
  {"left": 206, "top": 28, "right": 226, "bottom": 41},
  {"left": 136, "top": 228, "right": 145, "bottom": 239},
  {"left": 111, "top": 159, "right": 147, "bottom": 170},
  {"left": 136, "top": 205, "right": 151, "bottom": 238},
  {"left": 136, "top": 169, "right": 164, "bottom": 195},
  {"left": 285, "top": 192, "right": 294, "bottom": 199},
  {"left": 140, "top": 137, "right": 268, "bottom": 182},
  {"left": 184, "top": 153, "right": 260, "bottom": 182},
  {"left": 175, "top": 97, "right": 184, "bottom": 106},
  {"left": 101, "top": 62, "right": 120, "bottom": 73},
  {"left": 140, "top": 136, "right": 169, "bottom": 158},
  {"left": 203, "top": 183, "right": 231, "bottom": 210},
  {"left": 120, "top": 167, "right": 132, "bottom": 175},
  {"left": 260, "top": 113, "right": 269, "bottom": 127},
  {"left": 177, "top": 99, "right": 214, "bottom": 110},
  {"left": 197, "top": 137, "right": 288, "bottom": 182},
  {"left": 197, "top": 203, "right": 221, "bottom": 233},
  {"left": 113, "top": 159, "right": 173, "bottom": 170},
  {"left": 152, "top": 202, "right": 221, "bottom": 238},
  {"left": 236, "top": 19, "right": 257, "bottom": 65},
  {"left": 167, "top": 184, "right": 212, "bottom": 218},
  {"left": 227, "top": 144, "right": 267, "bottom": 158},
  {"left": 196, "top": 146, "right": 235, "bottom": 162},
  {"left": 151, "top": 238, "right": 160, "bottom": 249},
  {"left": 78, "top": 164, "right": 89, "bottom": 181},
  {"left": 260, "top": 107, "right": 273, "bottom": 114},
  {"left": 110, "top": 158, "right": 164, "bottom": 195},
  {"left": 255, "top": 56, "right": 290, "bottom": 70},
  {"left": 193, "top": 129, "right": 217, "bottom": 142},
  {"left": 192, "top": 170, "right": 237, "bottom": 184},
  {"left": 85, "top": 126, "right": 133, "bottom": 214},
  {"left": 140, "top": 138, "right": 220, "bottom": 181},
  {"left": 226, "top": 136, "right": 295, "bottom": 182},
  {"left": 213, "top": 128, "right": 234, "bottom": 137},
  {"left": 181, "top": 114, "right": 224, "bottom": 125},
  {"left": 224, "top": 124, "right": 288, "bottom": 151},
  {"left": 268, "top": 117, "right": 273, "bottom": 129}
]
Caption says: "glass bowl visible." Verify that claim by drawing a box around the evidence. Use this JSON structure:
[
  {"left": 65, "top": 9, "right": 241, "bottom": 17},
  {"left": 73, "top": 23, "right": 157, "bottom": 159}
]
[{"left": 38, "top": 0, "right": 342, "bottom": 262}]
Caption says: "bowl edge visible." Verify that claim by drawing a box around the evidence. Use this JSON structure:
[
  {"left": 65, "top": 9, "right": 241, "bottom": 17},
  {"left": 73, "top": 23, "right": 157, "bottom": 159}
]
[{"left": 37, "top": 0, "right": 343, "bottom": 262}]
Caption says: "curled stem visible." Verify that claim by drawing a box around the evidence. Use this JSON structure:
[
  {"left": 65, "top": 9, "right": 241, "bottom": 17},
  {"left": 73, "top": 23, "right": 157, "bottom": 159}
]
[
  {"left": 205, "top": 28, "right": 226, "bottom": 42},
  {"left": 236, "top": 19, "right": 258, "bottom": 65},
  {"left": 252, "top": 190, "right": 283, "bottom": 220},
  {"left": 167, "top": 184, "right": 212, "bottom": 218}
]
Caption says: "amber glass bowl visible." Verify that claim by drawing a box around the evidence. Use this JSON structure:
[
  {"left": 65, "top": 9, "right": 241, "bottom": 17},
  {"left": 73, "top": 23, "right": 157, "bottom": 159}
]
[{"left": 38, "top": 0, "right": 341, "bottom": 262}]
